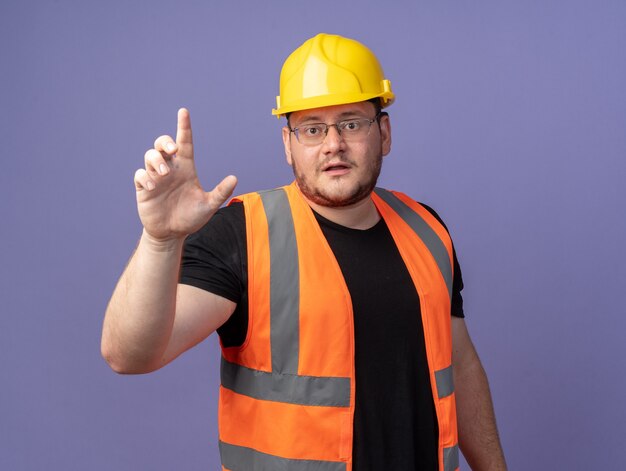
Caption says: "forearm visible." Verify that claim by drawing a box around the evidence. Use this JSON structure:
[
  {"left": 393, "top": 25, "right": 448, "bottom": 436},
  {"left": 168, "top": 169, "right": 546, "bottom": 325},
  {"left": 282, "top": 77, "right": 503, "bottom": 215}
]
[
  {"left": 454, "top": 355, "right": 507, "bottom": 470},
  {"left": 101, "top": 230, "right": 185, "bottom": 374}
]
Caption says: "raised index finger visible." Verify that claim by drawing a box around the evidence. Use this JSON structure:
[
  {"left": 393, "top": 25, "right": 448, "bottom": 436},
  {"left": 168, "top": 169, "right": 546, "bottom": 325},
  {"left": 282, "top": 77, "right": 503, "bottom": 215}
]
[{"left": 176, "top": 107, "right": 193, "bottom": 149}]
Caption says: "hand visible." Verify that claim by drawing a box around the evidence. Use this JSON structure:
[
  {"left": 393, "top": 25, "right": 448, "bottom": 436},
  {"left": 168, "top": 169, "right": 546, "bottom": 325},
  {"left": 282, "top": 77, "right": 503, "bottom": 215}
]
[{"left": 134, "top": 108, "right": 237, "bottom": 242}]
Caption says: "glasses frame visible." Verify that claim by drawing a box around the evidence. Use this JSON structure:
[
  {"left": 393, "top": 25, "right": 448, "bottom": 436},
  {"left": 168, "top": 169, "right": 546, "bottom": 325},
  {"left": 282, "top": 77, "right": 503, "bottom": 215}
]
[{"left": 289, "top": 112, "right": 382, "bottom": 146}]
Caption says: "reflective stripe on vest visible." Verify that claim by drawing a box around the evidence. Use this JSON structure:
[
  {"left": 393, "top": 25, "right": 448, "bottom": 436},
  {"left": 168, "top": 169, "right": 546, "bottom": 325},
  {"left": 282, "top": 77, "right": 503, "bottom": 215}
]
[
  {"left": 220, "top": 440, "right": 457, "bottom": 471},
  {"left": 443, "top": 445, "right": 460, "bottom": 471},
  {"left": 260, "top": 189, "right": 300, "bottom": 375},
  {"left": 221, "top": 358, "right": 350, "bottom": 407},
  {"left": 220, "top": 441, "right": 347, "bottom": 471},
  {"left": 435, "top": 365, "right": 454, "bottom": 399}
]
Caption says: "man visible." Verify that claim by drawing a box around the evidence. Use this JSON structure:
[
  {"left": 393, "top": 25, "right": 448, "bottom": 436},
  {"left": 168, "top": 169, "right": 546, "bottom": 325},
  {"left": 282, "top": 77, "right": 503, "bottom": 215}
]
[{"left": 102, "top": 33, "right": 507, "bottom": 470}]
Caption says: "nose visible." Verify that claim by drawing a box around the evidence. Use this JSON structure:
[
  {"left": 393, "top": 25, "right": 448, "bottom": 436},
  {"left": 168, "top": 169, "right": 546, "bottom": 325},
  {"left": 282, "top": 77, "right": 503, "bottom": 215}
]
[{"left": 322, "top": 124, "right": 344, "bottom": 152}]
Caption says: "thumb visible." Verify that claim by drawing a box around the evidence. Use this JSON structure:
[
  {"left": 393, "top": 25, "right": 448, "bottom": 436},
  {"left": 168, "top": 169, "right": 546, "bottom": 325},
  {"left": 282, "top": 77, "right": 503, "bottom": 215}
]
[{"left": 206, "top": 175, "right": 238, "bottom": 210}]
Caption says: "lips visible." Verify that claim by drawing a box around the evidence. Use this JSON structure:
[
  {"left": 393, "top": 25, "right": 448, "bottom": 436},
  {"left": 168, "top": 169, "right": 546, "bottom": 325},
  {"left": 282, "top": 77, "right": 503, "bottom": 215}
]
[{"left": 322, "top": 161, "right": 351, "bottom": 172}]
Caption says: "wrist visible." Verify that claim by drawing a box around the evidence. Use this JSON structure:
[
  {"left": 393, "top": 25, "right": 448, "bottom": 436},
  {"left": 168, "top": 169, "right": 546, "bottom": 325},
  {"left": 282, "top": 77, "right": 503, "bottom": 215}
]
[{"left": 140, "top": 229, "right": 186, "bottom": 253}]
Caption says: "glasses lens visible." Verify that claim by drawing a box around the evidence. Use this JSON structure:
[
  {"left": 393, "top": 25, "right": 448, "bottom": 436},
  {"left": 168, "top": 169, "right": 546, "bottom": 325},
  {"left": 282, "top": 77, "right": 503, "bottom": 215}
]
[
  {"left": 297, "top": 124, "right": 326, "bottom": 145},
  {"left": 339, "top": 119, "right": 370, "bottom": 139}
]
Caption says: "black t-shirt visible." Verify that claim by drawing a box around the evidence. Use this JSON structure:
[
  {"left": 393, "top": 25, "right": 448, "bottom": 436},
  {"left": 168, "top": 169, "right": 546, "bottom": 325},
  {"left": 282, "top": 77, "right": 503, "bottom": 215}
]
[{"left": 180, "top": 201, "right": 464, "bottom": 471}]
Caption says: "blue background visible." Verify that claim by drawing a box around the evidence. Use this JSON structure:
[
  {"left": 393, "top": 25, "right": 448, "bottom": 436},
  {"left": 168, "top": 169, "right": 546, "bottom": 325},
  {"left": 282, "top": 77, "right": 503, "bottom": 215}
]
[{"left": 2, "top": 1, "right": 625, "bottom": 469}]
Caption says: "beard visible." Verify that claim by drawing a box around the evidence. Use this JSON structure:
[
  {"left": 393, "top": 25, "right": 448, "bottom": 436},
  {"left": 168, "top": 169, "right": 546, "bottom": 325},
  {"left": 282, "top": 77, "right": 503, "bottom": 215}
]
[{"left": 291, "top": 153, "right": 383, "bottom": 208}]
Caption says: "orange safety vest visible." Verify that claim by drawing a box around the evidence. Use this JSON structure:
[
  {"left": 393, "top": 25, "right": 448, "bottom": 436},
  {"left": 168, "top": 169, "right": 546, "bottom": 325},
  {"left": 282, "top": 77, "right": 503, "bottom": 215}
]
[{"left": 218, "top": 182, "right": 459, "bottom": 471}]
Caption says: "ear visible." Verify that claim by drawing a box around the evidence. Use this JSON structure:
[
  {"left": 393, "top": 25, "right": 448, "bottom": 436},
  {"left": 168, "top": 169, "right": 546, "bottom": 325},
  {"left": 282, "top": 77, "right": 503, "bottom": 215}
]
[
  {"left": 282, "top": 126, "right": 293, "bottom": 166},
  {"left": 379, "top": 114, "right": 392, "bottom": 156}
]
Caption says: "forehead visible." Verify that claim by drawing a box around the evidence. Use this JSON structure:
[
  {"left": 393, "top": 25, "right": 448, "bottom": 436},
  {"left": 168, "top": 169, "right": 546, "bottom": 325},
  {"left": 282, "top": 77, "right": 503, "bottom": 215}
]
[{"left": 289, "top": 101, "right": 376, "bottom": 124}]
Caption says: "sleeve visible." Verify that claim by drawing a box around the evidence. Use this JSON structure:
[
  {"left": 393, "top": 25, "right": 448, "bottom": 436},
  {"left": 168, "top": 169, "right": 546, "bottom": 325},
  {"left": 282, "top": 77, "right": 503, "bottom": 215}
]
[
  {"left": 179, "top": 202, "right": 246, "bottom": 304},
  {"left": 420, "top": 203, "right": 465, "bottom": 318},
  {"left": 179, "top": 202, "right": 249, "bottom": 347}
]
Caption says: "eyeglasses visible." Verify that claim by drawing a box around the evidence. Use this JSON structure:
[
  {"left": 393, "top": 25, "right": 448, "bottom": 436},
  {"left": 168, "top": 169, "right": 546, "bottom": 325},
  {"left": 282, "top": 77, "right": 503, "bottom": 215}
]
[{"left": 289, "top": 113, "right": 381, "bottom": 146}]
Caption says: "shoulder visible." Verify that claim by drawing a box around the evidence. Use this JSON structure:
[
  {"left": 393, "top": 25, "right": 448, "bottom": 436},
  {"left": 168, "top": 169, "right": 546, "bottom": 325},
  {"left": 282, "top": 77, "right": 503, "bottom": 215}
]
[
  {"left": 378, "top": 189, "right": 451, "bottom": 231},
  {"left": 212, "top": 201, "right": 245, "bottom": 226},
  {"left": 187, "top": 201, "right": 245, "bottom": 241},
  {"left": 182, "top": 202, "right": 246, "bottom": 268},
  {"left": 418, "top": 202, "right": 450, "bottom": 232}
]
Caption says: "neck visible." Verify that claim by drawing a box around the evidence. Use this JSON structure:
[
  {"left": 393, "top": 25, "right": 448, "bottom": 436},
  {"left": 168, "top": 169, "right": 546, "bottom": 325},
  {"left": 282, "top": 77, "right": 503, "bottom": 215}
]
[{"left": 305, "top": 194, "right": 380, "bottom": 230}]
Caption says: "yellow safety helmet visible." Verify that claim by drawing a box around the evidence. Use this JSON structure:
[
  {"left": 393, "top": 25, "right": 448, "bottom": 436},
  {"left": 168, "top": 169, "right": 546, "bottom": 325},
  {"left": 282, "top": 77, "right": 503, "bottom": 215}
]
[{"left": 272, "top": 33, "right": 394, "bottom": 117}]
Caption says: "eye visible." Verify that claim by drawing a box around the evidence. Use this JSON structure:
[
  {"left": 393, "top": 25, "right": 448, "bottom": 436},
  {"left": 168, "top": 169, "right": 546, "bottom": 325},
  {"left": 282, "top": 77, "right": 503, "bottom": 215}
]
[
  {"left": 341, "top": 119, "right": 362, "bottom": 132},
  {"left": 302, "top": 124, "right": 324, "bottom": 136}
]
